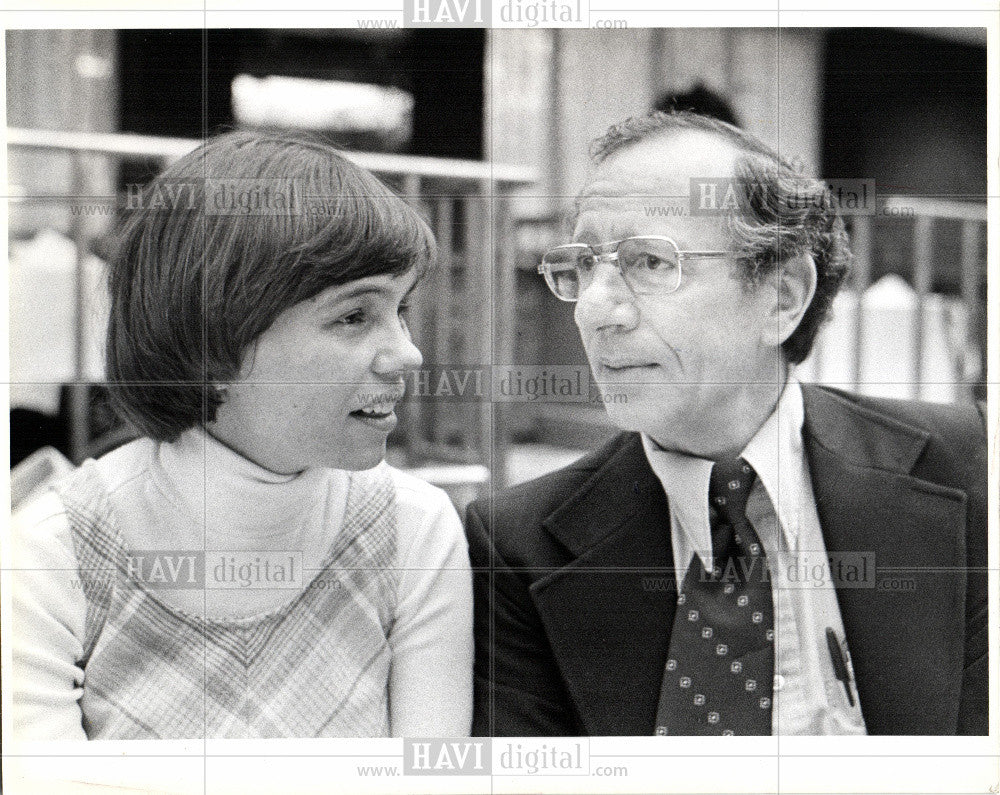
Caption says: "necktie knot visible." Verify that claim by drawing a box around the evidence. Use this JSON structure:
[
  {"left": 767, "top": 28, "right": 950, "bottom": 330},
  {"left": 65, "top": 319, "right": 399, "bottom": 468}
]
[{"left": 709, "top": 458, "right": 756, "bottom": 528}]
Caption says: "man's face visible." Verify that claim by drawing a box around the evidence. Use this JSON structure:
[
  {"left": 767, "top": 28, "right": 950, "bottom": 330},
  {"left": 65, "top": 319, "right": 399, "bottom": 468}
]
[{"left": 573, "top": 129, "right": 785, "bottom": 455}]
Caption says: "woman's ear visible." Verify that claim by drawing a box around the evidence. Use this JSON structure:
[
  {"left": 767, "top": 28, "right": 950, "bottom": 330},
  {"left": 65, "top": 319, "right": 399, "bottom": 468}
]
[{"left": 761, "top": 253, "right": 817, "bottom": 347}]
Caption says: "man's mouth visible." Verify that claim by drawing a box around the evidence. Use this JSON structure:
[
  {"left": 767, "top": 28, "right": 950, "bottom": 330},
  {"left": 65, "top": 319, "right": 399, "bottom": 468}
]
[{"left": 598, "top": 360, "right": 658, "bottom": 372}]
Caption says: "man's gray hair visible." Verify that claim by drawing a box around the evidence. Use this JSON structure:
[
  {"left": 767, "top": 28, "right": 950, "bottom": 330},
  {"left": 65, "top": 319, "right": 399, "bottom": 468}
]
[{"left": 587, "top": 111, "right": 852, "bottom": 365}]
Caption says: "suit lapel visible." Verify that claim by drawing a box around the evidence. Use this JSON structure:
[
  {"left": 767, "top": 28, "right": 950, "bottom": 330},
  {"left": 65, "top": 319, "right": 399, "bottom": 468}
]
[
  {"left": 530, "top": 434, "right": 676, "bottom": 735},
  {"left": 802, "top": 387, "right": 968, "bottom": 734}
]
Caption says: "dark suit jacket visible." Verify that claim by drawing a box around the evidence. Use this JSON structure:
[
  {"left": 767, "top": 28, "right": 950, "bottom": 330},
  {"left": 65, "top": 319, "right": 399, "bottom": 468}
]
[{"left": 466, "top": 386, "right": 988, "bottom": 735}]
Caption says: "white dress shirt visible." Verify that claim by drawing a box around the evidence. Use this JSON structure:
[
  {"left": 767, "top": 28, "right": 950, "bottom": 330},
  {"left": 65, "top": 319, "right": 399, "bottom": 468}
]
[{"left": 641, "top": 378, "right": 867, "bottom": 735}]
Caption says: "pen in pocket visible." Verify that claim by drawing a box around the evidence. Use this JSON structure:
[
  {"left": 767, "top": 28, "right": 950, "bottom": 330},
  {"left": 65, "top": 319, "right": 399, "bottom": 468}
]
[{"left": 825, "top": 626, "right": 855, "bottom": 707}]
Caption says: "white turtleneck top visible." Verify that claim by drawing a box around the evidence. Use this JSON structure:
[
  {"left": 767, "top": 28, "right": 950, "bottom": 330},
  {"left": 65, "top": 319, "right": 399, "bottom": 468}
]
[{"left": 11, "top": 427, "right": 473, "bottom": 739}]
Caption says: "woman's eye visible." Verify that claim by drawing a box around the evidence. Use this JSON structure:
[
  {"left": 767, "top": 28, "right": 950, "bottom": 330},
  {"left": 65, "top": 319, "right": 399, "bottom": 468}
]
[
  {"left": 335, "top": 310, "right": 366, "bottom": 325},
  {"left": 331, "top": 299, "right": 411, "bottom": 329}
]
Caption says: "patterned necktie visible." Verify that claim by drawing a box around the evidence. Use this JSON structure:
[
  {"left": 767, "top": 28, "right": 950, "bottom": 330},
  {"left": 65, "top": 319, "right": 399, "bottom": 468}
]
[{"left": 655, "top": 458, "right": 775, "bottom": 735}]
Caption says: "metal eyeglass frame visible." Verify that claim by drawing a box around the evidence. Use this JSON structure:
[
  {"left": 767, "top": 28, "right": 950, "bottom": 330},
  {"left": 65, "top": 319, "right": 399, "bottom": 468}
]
[{"left": 537, "top": 235, "right": 729, "bottom": 302}]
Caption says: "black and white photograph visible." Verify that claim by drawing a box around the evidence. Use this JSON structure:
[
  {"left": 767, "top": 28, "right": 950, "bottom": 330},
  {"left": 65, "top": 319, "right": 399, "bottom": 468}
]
[{"left": 2, "top": 10, "right": 996, "bottom": 795}]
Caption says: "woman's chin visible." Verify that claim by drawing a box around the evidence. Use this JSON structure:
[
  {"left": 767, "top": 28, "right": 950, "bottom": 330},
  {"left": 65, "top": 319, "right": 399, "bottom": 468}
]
[{"left": 326, "top": 443, "right": 387, "bottom": 472}]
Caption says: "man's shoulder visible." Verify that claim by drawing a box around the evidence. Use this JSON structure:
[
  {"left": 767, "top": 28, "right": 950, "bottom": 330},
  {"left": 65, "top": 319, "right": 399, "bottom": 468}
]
[
  {"left": 853, "top": 386, "right": 979, "bottom": 427},
  {"left": 802, "top": 384, "right": 986, "bottom": 488},
  {"left": 804, "top": 385, "right": 985, "bottom": 443},
  {"left": 467, "top": 432, "right": 638, "bottom": 531}
]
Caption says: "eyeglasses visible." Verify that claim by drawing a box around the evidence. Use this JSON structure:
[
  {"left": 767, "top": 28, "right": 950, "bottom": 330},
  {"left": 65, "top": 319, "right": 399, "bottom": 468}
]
[{"left": 537, "top": 236, "right": 729, "bottom": 302}]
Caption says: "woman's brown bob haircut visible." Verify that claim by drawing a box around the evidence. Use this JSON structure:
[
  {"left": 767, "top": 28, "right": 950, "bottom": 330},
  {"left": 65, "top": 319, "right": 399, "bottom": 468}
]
[{"left": 107, "top": 130, "right": 435, "bottom": 442}]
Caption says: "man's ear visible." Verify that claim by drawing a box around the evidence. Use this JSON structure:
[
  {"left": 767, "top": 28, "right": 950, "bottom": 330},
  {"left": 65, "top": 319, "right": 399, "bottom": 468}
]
[{"left": 761, "top": 253, "right": 817, "bottom": 347}]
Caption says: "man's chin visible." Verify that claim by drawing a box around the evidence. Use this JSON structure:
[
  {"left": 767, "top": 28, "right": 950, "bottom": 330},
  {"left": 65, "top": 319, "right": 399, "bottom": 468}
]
[
  {"left": 600, "top": 397, "right": 690, "bottom": 442},
  {"left": 600, "top": 401, "right": 651, "bottom": 433}
]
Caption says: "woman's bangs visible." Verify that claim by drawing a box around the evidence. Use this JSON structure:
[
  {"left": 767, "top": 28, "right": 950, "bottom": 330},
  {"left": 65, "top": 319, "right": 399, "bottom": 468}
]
[{"left": 291, "top": 164, "right": 436, "bottom": 286}]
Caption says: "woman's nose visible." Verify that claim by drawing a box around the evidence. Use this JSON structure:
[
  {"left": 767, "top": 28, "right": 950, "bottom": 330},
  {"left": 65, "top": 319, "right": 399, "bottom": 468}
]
[{"left": 374, "top": 321, "right": 423, "bottom": 375}]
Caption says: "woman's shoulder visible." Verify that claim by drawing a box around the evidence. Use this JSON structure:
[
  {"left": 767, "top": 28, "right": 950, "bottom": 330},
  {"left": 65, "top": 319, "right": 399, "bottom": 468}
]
[
  {"left": 384, "top": 463, "right": 454, "bottom": 509},
  {"left": 17, "top": 437, "right": 157, "bottom": 520},
  {"left": 89, "top": 436, "right": 157, "bottom": 493},
  {"left": 11, "top": 487, "right": 74, "bottom": 550},
  {"left": 12, "top": 436, "right": 156, "bottom": 568},
  {"left": 380, "top": 463, "right": 467, "bottom": 560},
  {"left": 10, "top": 478, "right": 90, "bottom": 644}
]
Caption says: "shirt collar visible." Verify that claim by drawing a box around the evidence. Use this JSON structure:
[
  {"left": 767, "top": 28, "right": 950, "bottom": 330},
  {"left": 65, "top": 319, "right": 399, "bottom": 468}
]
[
  {"left": 742, "top": 376, "right": 806, "bottom": 551},
  {"left": 641, "top": 378, "right": 806, "bottom": 570},
  {"left": 640, "top": 433, "right": 715, "bottom": 567}
]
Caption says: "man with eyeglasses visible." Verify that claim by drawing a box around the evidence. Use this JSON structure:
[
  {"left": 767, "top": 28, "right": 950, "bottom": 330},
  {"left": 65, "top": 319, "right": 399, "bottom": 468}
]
[{"left": 466, "top": 111, "right": 987, "bottom": 736}]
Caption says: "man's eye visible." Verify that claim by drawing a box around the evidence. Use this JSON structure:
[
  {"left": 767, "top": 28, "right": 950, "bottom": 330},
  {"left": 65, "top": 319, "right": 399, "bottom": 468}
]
[
  {"left": 635, "top": 254, "right": 668, "bottom": 271},
  {"left": 577, "top": 254, "right": 597, "bottom": 272}
]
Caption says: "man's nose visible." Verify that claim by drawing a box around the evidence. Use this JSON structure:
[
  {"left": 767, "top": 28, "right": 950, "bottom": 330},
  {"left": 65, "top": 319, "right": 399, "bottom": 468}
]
[{"left": 574, "top": 258, "right": 638, "bottom": 332}]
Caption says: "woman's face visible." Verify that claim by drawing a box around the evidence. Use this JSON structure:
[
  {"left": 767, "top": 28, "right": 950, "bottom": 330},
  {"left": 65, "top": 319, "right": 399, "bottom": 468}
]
[{"left": 208, "top": 269, "right": 423, "bottom": 474}]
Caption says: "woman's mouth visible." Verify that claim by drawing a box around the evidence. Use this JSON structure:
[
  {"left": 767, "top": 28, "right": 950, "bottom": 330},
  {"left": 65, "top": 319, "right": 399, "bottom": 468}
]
[{"left": 349, "top": 399, "right": 401, "bottom": 430}]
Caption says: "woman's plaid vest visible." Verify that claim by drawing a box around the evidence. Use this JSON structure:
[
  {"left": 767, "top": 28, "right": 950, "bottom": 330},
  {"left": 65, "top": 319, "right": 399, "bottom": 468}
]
[{"left": 55, "top": 461, "right": 399, "bottom": 739}]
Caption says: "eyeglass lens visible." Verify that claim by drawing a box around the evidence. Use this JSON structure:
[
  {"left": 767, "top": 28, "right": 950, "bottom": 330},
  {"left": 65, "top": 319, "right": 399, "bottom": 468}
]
[{"left": 542, "top": 237, "right": 682, "bottom": 300}]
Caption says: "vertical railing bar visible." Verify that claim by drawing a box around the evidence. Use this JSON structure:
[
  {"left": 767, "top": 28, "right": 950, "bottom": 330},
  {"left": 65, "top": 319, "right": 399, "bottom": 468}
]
[
  {"left": 850, "top": 216, "right": 872, "bottom": 393},
  {"left": 481, "top": 181, "right": 495, "bottom": 476},
  {"left": 433, "top": 196, "right": 455, "bottom": 375},
  {"left": 549, "top": 30, "right": 564, "bottom": 215},
  {"left": 463, "top": 182, "right": 493, "bottom": 474},
  {"left": 494, "top": 192, "right": 517, "bottom": 489},
  {"left": 959, "top": 220, "right": 981, "bottom": 403},
  {"left": 402, "top": 172, "right": 421, "bottom": 205},
  {"left": 399, "top": 173, "right": 423, "bottom": 463},
  {"left": 68, "top": 152, "right": 91, "bottom": 463},
  {"left": 432, "top": 193, "right": 455, "bottom": 459},
  {"left": 912, "top": 216, "right": 933, "bottom": 400}
]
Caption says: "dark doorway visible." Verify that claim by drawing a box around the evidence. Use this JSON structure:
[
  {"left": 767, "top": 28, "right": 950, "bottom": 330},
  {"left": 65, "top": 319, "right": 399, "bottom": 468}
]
[
  {"left": 821, "top": 28, "right": 986, "bottom": 200},
  {"left": 117, "top": 29, "right": 485, "bottom": 159}
]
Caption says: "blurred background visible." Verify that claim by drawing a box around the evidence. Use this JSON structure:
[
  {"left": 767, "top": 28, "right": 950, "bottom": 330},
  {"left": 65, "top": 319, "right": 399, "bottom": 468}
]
[{"left": 6, "top": 28, "right": 988, "bottom": 507}]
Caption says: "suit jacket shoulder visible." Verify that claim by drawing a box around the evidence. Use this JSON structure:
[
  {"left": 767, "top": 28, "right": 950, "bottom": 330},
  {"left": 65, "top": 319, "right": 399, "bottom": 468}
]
[
  {"left": 469, "top": 432, "right": 644, "bottom": 566},
  {"left": 802, "top": 385, "right": 986, "bottom": 503},
  {"left": 465, "top": 431, "right": 673, "bottom": 735}
]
